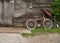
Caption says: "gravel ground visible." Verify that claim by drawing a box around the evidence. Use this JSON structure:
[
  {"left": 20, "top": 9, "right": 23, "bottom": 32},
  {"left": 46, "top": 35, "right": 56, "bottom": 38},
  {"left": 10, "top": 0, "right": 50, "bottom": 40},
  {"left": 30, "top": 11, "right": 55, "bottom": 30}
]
[{"left": 0, "top": 33, "right": 60, "bottom": 43}]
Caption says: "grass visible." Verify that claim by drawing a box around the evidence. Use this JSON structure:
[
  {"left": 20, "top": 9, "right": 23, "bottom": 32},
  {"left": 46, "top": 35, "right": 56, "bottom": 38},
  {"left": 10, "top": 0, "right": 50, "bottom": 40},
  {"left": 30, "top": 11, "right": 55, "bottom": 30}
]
[{"left": 21, "top": 27, "right": 60, "bottom": 37}]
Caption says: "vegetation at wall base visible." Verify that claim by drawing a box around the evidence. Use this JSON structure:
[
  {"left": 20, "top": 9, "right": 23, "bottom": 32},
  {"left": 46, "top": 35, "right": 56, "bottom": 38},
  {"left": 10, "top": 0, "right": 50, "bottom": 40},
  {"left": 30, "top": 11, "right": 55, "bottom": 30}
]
[{"left": 21, "top": 27, "right": 60, "bottom": 37}]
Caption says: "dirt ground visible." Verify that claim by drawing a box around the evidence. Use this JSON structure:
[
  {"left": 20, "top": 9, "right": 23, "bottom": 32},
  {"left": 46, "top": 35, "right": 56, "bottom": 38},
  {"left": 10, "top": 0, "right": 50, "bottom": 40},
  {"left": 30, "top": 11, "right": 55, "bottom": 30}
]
[
  {"left": 0, "top": 27, "right": 31, "bottom": 33},
  {"left": 0, "top": 27, "right": 60, "bottom": 43}
]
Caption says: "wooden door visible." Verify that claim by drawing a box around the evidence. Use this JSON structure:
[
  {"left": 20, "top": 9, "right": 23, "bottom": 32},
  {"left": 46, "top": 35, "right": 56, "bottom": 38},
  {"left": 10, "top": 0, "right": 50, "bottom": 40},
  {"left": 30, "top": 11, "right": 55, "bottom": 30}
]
[
  {"left": 0, "top": 0, "right": 4, "bottom": 25},
  {"left": 3, "top": 0, "right": 14, "bottom": 25}
]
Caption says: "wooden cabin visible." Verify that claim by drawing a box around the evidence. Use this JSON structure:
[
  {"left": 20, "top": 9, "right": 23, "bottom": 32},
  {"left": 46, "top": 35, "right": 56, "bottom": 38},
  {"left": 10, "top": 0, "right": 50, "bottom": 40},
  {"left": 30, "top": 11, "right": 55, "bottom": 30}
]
[{"left": 0, "top": 0, "right": 53, "bottom": 26}]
